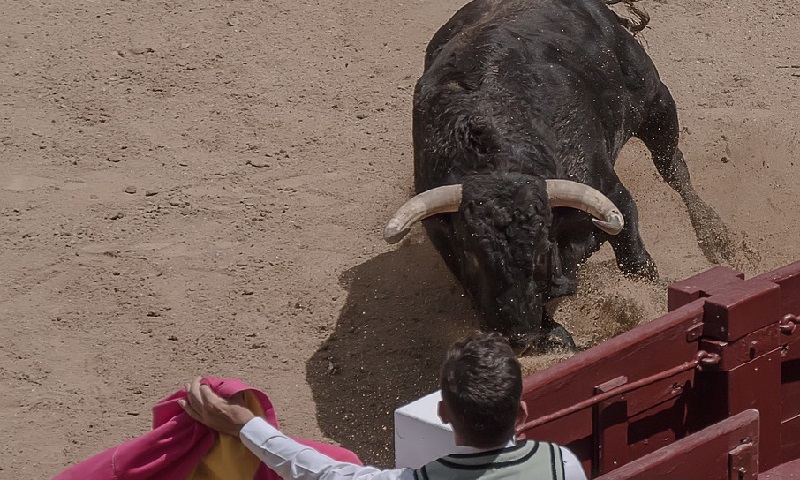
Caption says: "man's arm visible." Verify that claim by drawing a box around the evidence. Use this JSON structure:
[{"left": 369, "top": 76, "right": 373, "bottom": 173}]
[
  {"left": 179, "top": 378, "right": 414, "bottom": 480},
  {"left": 240, "top": 416, "right": 413, "bottom": 480},
  {"left": 559, "top": 446, "right": 588, "bottom": 480}
]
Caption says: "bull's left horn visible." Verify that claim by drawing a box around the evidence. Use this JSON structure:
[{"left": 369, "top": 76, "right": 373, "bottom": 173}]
[
  {"left": 383, "top": 184, "right": 463, "bottom": 244},
  {"left": 545, "top": 179, "right": 624, "bottom": 235}
]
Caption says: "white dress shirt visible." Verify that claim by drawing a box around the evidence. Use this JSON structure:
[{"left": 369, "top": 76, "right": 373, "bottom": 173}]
[{"left": 239, "top": 417, "right": 587, "bottom": 480}]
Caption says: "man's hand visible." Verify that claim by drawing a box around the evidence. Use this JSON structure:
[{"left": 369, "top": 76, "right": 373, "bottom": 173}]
[{"left": 178, "top": 377, "right": 256, "bottom": 436}]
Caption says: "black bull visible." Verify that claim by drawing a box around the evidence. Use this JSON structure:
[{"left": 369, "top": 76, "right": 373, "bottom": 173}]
[{"left": 384, "top": 0, "right": 733, "bottom": 351}]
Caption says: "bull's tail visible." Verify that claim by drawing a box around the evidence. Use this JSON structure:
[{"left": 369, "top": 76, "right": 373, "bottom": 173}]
[{"left": 604, "top": 0, "right": 650, "bottom": 35}]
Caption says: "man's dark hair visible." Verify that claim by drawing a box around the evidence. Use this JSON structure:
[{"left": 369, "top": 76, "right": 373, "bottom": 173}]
[{"left": 440, "top": 331, "right": 523, "bottom": 448}]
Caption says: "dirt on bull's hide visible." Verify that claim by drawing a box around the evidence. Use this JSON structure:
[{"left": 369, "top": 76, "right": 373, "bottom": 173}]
[{"left": 1, "top": 0, "right": 798, "bottom": 476}]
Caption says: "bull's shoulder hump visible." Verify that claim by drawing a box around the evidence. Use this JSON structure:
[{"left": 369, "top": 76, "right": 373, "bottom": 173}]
[{"left": 425, "top": 0, "right": 624, "bottom": 67}]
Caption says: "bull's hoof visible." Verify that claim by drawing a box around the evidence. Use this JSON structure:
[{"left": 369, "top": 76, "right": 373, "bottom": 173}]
[
  {"left": 685, "top": 195, "right": 735, "bottom": 264},
  {"left": 542, "top": 323, "right": 577, "bottom": 352},
  {"left": 508, "top": 324, "right": 577, "bottom": 355},
  {"left": 618, "top": 256, "right": 659, "bottom": 282}
]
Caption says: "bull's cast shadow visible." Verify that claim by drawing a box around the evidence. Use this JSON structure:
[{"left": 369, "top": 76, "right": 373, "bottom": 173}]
[{"left": 305, "top": 236, "right": 479, "bottom": 467}]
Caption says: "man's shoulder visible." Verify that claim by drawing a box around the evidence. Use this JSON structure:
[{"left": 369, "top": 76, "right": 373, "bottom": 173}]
[
  {"left": 416, "top": 440, "right": 545, "bottom": 471},
  {"left": 412, "top": 440, "right": 585, "bottom": 480}
]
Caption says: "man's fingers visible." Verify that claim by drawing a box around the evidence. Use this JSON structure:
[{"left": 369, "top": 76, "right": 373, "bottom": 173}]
[
  {"left": 198, "top": 383, "right": 219, "bottom": 403},
  {"left": 187, "top": 377, "right": 204, "bottom": 407},
  {"left": 181, "top": 377, "right": 207, "bottom": 423},
  {"left": 178, "top": 398, "right": 200, "bottom": 421},
  {"left": 198, "top": 382, "right": 229, "bottom": 413}
]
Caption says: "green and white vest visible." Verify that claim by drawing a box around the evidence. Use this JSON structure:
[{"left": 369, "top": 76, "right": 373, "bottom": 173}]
[{"left": 412, "top": 441, "right": 565, "bottom": 480}]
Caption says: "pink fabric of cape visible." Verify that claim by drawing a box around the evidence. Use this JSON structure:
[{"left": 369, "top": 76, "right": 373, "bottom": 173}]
[{"left": 53, "top": 377, "right": 362, "bottom": 480}]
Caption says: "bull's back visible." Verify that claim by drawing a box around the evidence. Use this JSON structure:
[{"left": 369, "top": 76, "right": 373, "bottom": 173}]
[
  {"left": 425, "top": 0, "right": 629, "bottom": 71},
  {"left": 415, "top": 0, "right": 662, "bottom": 190}
]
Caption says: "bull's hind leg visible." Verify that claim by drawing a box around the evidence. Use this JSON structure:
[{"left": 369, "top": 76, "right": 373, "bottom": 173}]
[{"left": 636, "top": 83, "right": 734, "bottom": 264}]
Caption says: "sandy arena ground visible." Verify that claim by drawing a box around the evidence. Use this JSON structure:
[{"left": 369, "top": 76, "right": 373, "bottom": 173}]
[{"left": 1, "top": 0, "right": 798, "bottom": 477}]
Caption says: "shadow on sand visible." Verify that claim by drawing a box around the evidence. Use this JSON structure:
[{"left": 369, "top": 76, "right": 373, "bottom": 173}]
[{"left": 306, "top": 236, "right": 479, "bottom": 467}]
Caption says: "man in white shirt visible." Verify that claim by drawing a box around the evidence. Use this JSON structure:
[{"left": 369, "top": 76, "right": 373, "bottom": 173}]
[{"left": 180, "top": 331, "right": 587, "bottom": 480}]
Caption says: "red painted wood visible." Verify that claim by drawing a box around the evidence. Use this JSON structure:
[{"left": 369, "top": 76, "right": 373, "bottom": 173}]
[
  {"left": 754, "top": 260, "right": 800, "bottom": 317},
  {"left": 730, "top": 442, "right": 760, "bottom": 480},
  {"left": 781, "top": 414, "right": 800, "bottom": 465},
  {"left": 592, "top": 377, "right": 630, "bottom": 476},
  {"left": 513, "top": 261, "right": 800, "bottom": 477},
  {"left": 520, "top": 409, "right": 591, "bottom": 450},
  {"left": 624, "top": 370, "right": 694, "bottom": 419},
  {"left": 668, "top": 265, "right": 744, "bottom": 311},
  {"left": 519, "top": 301, "right": 703, "bottom": 446},
  {"left": 699, "top": 324, "right": 782, "bottom": 371},
  {"left": 780, "top": 341, "right": 800, "bottom": 421},
  {"left": 593, "top": 398, "right": 629, "bottom": 476},
  {"left": 781, "top": 343, "right": 800, "bottom": 469},
  {"left": 593, "top": 409, "right": 759, "bottom": 480},
  {"left": 626, "top": 392, "right": 691, "bottom": 461},
  {"left": 702, "top": 280, "right": 782, "bottom": 341},
  {"left": 759, "top": 457, "right": 800, "bottom": 479},
  {"left": 726, "top": 349, "right": 783, "bottom": 471}
]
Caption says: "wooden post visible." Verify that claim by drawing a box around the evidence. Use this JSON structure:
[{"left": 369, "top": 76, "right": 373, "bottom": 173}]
[{"left": 592, "top": 376, "right": 629, "bottom": 476}]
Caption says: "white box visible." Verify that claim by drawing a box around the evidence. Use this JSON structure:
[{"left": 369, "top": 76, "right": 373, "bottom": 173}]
[{"left": 393, "top": 390, "right": 456, "bottom": 468}]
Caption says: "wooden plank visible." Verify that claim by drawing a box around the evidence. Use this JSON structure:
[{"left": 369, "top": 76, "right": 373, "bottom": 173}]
[
  {"left": 689, "top": 369, "right": 733, "bottom": 432},
  {"left": 626, "top": 393, "right": 691, "bottom": 461},
  {"left": 517, "top": 262, "right": 799, "bottom": 476},
  {"left": 726, "top": 349, "right": 783, "bottom": 471},
  {"left": 594, "top": 409, "right": 759, "bottom": 480},
  {"left": 753, "top": 260, "right": 800, "bottom": 283},
  {"left": 782, "top": 356, "right": 800, "bottom": 421},
  {"left": 690, "top": 349, "right": 783, "bottom": 470},
  {"left": 781, "top": 414, "right": 800, "bottom": 466},
  {"left": 779, "top": 315, "right": 800, "bottom": 423},
  {"left": 730, "top": 442, "right": 759, "bottom": 480},
  {"left": 668, "top": 265, "right": 744, "bottom": 311},
  {"left": 759, "top": 457, "right": 800, "bottom": 479},
  {"left": 624, "top": 370, "right": 694, "bottom": 419},
  {"left": 702, "top": 280, "right": 782, "bottom": 342},
  {"left": 593, "top": 377, "right": 630, "bottom": 476},
  {"left": 519, "top": 301, "right": 703, "bottom": 447},
  {"left": 699, "top": 324, "right": 782, "bottom": 371},
  {"left": 753, "top": 260, "right": 800, "bottom": 317},
  {"left": 518, "top": 409, "right": 591, "bottom": 445}
]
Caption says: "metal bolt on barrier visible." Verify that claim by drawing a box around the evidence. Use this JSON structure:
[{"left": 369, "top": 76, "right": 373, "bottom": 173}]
[
  {"left": 696, "top": 350, "right": 721, "bottom": 370},
  {"left": 779, "top": 313, "right": 798, "bottom": 335}
]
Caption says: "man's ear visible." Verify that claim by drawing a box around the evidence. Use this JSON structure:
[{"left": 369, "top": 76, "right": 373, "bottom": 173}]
[
  {"left": 438, "top": 400, "right": 452, "bottom": 425},
  {"left": 516, "top": 400, "right": 528, "bottom": 428}
]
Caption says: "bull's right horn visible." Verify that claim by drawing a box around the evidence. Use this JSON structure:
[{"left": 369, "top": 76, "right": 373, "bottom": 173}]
[
  {"left": 383, "top": 184, "right": 463, "bottom": 244},
  {"left": 545, "top": 179, "right": 624, "bottom": 235}
]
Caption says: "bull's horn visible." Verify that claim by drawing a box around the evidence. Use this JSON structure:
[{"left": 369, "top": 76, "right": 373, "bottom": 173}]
[
  {"left": 383, "top": 184, "right": 463, "bottom": 244},
  {"left": 546, "top": 179, "right": 624, "bottom": 235},
  {"left": 383, "top": 180, "right": 623, "bottom": 244}
]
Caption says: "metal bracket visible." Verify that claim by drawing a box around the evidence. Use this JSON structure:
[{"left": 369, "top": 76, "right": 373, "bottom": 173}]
[
  {"left": 728, "top": 440, "right": 757, "bottom": 480},
  {"left": 686, "top": 322, "right": 704, "bottom": 342}
]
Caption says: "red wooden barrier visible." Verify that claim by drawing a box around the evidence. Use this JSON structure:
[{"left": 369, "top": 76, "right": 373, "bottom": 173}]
[
  {"left": 594, "top": 409, "right": 759, "bottom": 480},
  {"left": 516, "top": 260, "right": 800, "bottom": 478}
]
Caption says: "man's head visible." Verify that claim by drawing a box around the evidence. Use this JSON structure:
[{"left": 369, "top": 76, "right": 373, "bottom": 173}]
[{"left": 439, "top": 331, "right": 525, "bottom": 448}]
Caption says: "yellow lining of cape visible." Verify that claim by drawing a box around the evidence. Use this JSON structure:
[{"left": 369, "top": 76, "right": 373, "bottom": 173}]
[{"left": 185, "top": 390, "right": 265, "bottom": 480}]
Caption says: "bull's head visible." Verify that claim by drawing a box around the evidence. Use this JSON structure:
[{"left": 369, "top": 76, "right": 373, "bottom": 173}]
[{"left": 384, "top": 175, "right": 624, "bottom": 349}]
